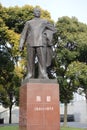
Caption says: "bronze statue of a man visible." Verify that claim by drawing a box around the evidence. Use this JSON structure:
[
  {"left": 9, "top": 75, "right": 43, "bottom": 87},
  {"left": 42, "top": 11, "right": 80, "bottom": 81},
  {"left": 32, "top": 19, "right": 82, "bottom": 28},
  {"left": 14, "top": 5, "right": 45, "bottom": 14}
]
[{"left": 19, "top": 7, "right": 56, "bottom": 79}]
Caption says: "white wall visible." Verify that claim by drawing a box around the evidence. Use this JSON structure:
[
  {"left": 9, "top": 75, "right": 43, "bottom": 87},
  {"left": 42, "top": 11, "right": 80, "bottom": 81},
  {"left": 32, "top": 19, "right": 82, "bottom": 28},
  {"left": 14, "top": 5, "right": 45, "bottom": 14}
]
[
  {"left": 0, "top": 106, "right": 19, "bottom": 124},
  {"left": 60, "top": 93, "right": 87, "bottom": 123},
  {"left": 73, "top": 100, "right": 87, "bottom": 123}
]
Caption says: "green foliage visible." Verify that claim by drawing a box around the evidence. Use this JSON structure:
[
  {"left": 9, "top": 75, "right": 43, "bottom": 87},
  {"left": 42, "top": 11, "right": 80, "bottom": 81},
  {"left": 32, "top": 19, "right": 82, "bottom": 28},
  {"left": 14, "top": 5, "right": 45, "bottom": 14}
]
[
  {"left": 4, "top": 5, "right": 34, "bottom": 33},
  {"left": 0, "top": 4, "right": 54, "bottom": 123},
  {"left": 55, "top": 45, "right": 78, "bottom": 103},
  {"left": 0, "top": 5, "right": 52, "bottom": 33},
  {"left": 0, "top": 44, "right": 20, "bottom": 123},
  {"left": 55, "top": 16, "right": 87, "bottom": 126},
  {"left": 0, "top": 6, "right": 20, "bottom": 124},
  {"left": 55, "top": 16, "right": 87, "bottom": 103},
  {"left": 66, "top": 61, "right": 87, "bottom": 100}
]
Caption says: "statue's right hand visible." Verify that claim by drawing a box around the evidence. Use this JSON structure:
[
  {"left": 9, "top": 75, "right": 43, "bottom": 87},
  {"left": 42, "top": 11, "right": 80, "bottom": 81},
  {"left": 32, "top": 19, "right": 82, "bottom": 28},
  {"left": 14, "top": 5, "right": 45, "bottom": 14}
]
[
  {"left": 19, "top": 46, "right": 23, "bottom": 52},
  {"left": 19, "top": 39, "right": 24, "bottom": 51}
]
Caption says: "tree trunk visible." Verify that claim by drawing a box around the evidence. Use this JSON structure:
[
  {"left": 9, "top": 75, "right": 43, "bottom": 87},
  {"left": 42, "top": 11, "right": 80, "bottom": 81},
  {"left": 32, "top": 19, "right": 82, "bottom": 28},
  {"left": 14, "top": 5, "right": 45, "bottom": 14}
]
[
  {"left": 85, "top": 92, "right": 87, "bottom": 103},
  {"left": 9, "top": 105, "right": 12, "bottom": 124},
  {"left": 63, "top": 102, "right": 67, "bottom": 127},
  {"left": 85, "top": 92, "right": 87, "bottom": 119}
]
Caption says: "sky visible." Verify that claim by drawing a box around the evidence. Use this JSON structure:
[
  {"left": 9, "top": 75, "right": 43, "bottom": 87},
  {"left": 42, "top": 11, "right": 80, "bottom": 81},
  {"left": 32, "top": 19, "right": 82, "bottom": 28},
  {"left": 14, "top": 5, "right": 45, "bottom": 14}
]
[{"left": 0, "top": 0, "right": 87, "bottom": 24}]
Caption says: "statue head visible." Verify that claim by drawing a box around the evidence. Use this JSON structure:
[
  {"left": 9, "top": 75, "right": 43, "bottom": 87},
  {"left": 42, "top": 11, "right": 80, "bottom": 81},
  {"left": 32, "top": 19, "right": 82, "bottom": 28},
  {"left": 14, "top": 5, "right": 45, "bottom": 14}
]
[{"left": 33, "top": 7, "right": 41, "bottom": 18}]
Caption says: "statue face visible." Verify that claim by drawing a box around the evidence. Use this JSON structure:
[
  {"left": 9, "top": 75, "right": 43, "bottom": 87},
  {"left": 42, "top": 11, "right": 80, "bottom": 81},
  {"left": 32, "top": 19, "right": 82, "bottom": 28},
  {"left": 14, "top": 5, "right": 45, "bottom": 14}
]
[{"left": 33, "top": 8, "right": 41, "bottom": 18}]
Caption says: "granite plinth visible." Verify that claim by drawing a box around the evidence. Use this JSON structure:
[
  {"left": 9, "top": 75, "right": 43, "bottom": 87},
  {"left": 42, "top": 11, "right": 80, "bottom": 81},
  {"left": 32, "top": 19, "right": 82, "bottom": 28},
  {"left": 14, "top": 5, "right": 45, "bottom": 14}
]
[
  {"left": 19, "top": 79, "right": 60, "bottom": 130},
  {"left": 21, "top": 78, "right": 57, "bottom": 85}
]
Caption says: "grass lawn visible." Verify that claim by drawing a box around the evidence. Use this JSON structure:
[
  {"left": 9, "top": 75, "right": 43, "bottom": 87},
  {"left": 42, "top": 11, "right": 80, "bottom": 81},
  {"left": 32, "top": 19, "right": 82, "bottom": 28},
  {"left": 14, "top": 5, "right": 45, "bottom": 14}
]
[
  {"left": 61, "top": 126, "right": 85, "bottom": 130},
  {"left": 0, "top": 126, "right": 86, "bottom": 130},
  {"left": 0, "top": 126, "right": 18, "bottom": 130}
]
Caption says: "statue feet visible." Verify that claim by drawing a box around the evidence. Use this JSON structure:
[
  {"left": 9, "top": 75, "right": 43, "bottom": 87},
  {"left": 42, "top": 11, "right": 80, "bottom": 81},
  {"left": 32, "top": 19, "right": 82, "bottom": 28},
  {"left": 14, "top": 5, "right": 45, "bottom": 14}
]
[
  {"left": 38, "top": 74, "right": 49, "bottom": 79},
  {"left": 25, "top": 73, "right": 34, "bottom": 79}
]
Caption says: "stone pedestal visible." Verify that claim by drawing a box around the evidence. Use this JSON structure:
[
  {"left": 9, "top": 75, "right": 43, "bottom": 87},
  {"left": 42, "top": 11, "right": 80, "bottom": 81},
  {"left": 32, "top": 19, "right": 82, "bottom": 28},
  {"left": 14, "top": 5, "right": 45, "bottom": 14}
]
[{"left": 19, "top": 79, "right": 60, "bottom": 130}]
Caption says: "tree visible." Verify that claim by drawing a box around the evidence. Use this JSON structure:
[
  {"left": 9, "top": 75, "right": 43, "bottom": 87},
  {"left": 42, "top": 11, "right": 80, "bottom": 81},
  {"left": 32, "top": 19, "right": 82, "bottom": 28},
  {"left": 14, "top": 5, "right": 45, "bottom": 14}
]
[
  {"left": 0, "top": 41, "right": 20, "bottom": 123},
  {"left": 66, "top": 61, "right": 87, "bottom": 103},
  {"left": 55, "top": 16, "right": 87, "bottom": 126},
  {"left": 1, "top": 5, "right": 52, "bottom": 34},
  {"left": 0, "top": 9, "right": 20, "bottom": 123},
  {"left": 55, "top": 43, "right": 78, "bottom": 127},
  {"left": 0, "top": 4, "right": 54, "bottom": 123}
]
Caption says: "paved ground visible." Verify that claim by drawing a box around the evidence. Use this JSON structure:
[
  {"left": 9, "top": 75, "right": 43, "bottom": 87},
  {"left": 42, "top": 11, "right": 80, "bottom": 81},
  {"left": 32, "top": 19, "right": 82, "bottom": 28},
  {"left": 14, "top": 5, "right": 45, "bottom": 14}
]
[{"left": 61, "top": 122, "right": 87, "bottom": 128}]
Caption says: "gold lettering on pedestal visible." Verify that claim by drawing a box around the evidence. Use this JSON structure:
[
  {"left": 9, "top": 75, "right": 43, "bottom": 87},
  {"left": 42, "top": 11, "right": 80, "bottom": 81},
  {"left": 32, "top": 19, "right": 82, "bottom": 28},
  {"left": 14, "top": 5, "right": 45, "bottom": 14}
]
[
  {"left": 36, "top": 96, "right": 41, "bottom": 102},
  {"left": 35, "top": 96, "right": 53, "bottom": 111},
  {"left": 34, "top": 106, "right": 54, "bottom": 111},
  {"left": 46, "top": 96, "right": 51, "bottom": 102},
  {"left": 36, "top": 96, "right": 52, "bottom": 102}
]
